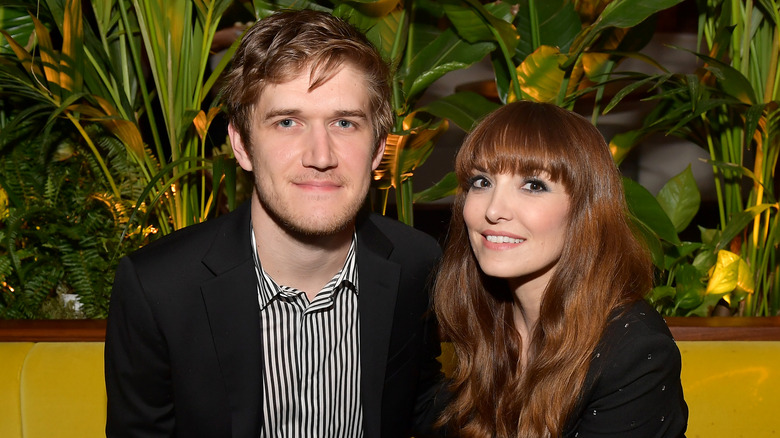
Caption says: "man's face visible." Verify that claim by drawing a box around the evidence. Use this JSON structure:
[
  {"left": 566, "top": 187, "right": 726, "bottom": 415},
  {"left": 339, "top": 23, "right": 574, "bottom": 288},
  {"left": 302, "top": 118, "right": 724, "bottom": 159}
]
[{"left": 229, "top": 64, "right": 384, "bottom": 236}]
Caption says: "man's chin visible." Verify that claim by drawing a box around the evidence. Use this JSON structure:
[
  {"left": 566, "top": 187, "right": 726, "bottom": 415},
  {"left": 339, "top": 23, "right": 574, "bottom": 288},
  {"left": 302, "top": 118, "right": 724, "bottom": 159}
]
[{"left": 270, "top": 207, "right": 358, "bottom": 238}]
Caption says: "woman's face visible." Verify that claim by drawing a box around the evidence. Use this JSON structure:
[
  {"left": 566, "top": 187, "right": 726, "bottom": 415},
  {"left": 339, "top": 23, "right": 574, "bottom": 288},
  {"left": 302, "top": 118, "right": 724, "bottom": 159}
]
[{"left": 463, "top": 170, "right": 570, "bottom": 290}]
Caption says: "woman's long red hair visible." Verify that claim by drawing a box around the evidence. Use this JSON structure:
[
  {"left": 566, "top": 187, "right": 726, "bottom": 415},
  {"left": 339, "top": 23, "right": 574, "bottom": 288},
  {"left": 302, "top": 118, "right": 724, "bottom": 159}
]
[{"left": 434, "top": 101, "right": 652, "bottom": 437}]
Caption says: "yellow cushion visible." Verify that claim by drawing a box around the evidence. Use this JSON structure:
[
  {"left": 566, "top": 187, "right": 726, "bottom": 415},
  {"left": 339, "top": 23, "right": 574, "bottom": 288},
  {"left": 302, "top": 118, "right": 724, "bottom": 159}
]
[
  {"left": 20, "top": 342, "right": 106, "bottom": 438},
  {"left": 0, "top": 343, "right": 34, "bottom": 438},
  {"left": 678, "top": 341, "right": 780, "bottom": 438}
]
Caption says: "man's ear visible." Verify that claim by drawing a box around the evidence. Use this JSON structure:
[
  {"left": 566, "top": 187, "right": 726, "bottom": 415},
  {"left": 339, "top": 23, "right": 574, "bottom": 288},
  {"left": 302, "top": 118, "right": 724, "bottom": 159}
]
[
  {"left": 371, "top": 136, "right": 387, "bottom": 171},
  {"left": 228, "top": 123, "right": 253, "bottom": 172}
]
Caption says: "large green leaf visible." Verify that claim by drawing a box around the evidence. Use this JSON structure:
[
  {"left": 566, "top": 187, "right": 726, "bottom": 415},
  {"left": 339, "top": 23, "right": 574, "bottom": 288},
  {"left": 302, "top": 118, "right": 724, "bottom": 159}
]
[
  {"left": 593, "top": 0, "right": 686, "bottom": 32},
  {"left": 514, "top": 0, "right": 580, "bottom": 61},
  {"left": 345, "top": 5, "right": 398, "bottom": 62},
  {"left": 418, "top": 91, "right": 500, "bottom": 131},
  {"left": 715, "top": 204, "right": 773, "bottom": 251},
  {"left": 674, "top": 263, "right": 706, "bottom": 310},
  {"left": 656, "top": 165, "right": 701, "bottom": 233},
  {"left": 414, "top": 171, "right": 457, "bottom": 203},
  {"left": 514, "top": 45, "right": 565, "bottom": 102},
  {"left": 608, "top": 128, "right": 645, "bottom": 166},
  {"left": 443, "top": 0, "right": 517, "bottom": 50},
  {"left": 566, "top": 0, "right": 684, "bottom": 69},
  {"left": 0, "top": 5, "right": 35, "bottom": 53},
  {"left": 696, "top": 53, "right": 758, "bottom": 105},
  {"left": 632, "top": 215, "right": 665, "bottom": 268},
  {"left": 402, "top": 27, "right": 494, "bottom": 101},
  {"left": 623, "top": 177, "right": 681, "bottom": 245}
]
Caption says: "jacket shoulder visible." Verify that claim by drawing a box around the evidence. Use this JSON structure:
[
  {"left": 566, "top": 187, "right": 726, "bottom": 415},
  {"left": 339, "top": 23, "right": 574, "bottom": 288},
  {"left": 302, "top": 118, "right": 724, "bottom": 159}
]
[
  {"left": 126, "top": 202, "right": 251, "bottom": 274},
  {"left": 366, "top": 213, "right": 441, "bottom": 258}
]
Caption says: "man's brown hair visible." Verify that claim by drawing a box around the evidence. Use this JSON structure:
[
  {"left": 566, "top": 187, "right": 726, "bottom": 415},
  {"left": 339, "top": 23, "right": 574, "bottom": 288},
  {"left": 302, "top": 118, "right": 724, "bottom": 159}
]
[{"left": 221, "top": 10, "right": 393, "bottom": 150}]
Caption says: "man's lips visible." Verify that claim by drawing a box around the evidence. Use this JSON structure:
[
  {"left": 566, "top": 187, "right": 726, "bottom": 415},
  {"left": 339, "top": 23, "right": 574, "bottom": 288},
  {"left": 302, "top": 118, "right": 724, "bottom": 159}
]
[{"left": 293, "top": 180, "right": 342, "bottom": 190}]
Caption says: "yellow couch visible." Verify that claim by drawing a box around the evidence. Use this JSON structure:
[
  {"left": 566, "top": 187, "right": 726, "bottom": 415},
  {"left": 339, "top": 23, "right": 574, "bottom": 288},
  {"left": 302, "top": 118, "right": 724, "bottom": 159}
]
[
  {"left": 0, "top": 342, "right": 105, "bottom": 438},
  {"left": 1, "top": 339, "right": 779, "bottom": 437}
]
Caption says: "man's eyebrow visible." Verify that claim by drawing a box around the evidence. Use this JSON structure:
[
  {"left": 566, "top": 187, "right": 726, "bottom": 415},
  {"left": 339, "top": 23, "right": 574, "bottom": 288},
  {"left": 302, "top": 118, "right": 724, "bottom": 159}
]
[
  {"left": 261, "top": 108, "right": 301, "bottom": 121},
  {"left": 333, "top": 110, "right": 368, "bottom": 120},
  {"left": 260, "top": 108, "right": 369, "bottom": 121}
]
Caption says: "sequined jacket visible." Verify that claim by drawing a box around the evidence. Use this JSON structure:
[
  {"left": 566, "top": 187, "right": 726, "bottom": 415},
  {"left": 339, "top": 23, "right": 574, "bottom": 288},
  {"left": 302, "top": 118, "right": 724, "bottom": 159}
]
[{"left": 562, "top": 300, "right": 688, "bottom": 437}]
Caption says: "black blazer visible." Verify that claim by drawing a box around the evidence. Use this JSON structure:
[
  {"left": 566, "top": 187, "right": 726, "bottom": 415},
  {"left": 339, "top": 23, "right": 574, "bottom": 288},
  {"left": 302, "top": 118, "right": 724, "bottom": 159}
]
[
  {"left": 563, "top": 300, "right": 688, "bottom": 437},
  {"left": 105, "top": 202, "right": 446, "bottom": 437}
]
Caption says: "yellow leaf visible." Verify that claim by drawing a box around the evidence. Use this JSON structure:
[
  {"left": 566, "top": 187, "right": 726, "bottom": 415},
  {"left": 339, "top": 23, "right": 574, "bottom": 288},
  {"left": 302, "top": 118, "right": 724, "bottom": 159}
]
[
  {"left": 30, "top": 14, "right": 60, "bottom": 99},
  {"left": 0, "top": 185, "right": 8, "bottom": 220},
  {"left": 0, "top": 30, "right": 42, "bottom": 78},
  {"left": 706, "top": 250, "right": 740, "bottom": 294},
  {"left": 193, "top": 107, "right": 222, "bottom": 141},
  {"left": 68, "top": 101, "right": 146, "bottom": 160},
  {"left": 514, "top": 45, "right": 566, "bottom": 103},
  {"left": 736, "top": 256, "right": 755, "bottom": 295}
]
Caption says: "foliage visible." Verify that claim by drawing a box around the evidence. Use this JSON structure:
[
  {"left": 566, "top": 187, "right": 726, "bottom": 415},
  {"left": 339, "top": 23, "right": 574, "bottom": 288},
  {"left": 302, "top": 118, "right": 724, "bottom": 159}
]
[
  {"left": 0, "top": 0, "right": 240, "bottom": 318},
  {"left": 0, "top": 123, "right": 151, "bottom": 319},
  {"left": 610, "top": 0, "right": 780, "bottom": 316}
]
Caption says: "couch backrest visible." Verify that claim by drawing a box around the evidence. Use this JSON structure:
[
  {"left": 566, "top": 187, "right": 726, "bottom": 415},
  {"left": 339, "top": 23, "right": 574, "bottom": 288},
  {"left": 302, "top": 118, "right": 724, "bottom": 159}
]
[
  {"left": 0, "top": 342, "right": 105, "bottom": 438},
  {"left": 2, "top": 340, "right": 779, "bottom": 437}
]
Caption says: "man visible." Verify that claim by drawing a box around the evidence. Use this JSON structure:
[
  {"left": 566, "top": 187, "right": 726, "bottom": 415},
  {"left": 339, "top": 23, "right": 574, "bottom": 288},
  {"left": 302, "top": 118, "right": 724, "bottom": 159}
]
[{"left": 105, "top": 10, "right": 446, "bottom": 438}]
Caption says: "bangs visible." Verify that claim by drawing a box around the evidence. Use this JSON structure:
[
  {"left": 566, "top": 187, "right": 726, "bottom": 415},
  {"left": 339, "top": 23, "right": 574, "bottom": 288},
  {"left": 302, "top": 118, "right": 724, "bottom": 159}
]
[{"left": 455, "top": 113, "right": 571, "bottom": 191}]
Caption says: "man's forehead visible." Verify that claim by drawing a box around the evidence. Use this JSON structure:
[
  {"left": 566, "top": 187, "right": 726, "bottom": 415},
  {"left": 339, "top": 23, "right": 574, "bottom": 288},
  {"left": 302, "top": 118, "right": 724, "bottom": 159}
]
[{"left": 254, "top": 67, "right": 371, "bottom": 114}]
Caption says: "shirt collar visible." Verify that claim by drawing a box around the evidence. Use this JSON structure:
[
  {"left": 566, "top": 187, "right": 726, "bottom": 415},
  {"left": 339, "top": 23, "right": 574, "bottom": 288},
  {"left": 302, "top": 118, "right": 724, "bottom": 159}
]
[{"left": 250, "top": 226, "right": 358, "bottom": 310}]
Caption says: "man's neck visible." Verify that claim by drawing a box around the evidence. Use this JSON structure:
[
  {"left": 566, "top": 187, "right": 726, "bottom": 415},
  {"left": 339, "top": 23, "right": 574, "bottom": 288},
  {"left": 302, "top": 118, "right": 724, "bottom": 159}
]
[{"left": 250, "top": 203, "right": 354, "bottom": 301}]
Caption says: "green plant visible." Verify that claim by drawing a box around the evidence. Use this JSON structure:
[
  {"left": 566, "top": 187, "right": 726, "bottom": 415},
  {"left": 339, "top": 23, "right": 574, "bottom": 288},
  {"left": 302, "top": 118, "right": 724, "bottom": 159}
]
[
  {"left": 0, "top": 0, "right": 241, "bottom": 317},
  {"left": 609, "top": 0, "right": 779, "bottom": 316},
  {"left": 0, "top": 0, "right": 238, "bottom": 234},
  {"left": 0, "top": 123, "right": 151, "bottom": 319}
]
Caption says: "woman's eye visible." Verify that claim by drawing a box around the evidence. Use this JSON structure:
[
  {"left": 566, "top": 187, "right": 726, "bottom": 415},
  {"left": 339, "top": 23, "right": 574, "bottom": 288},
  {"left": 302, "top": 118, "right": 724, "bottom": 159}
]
[
  {"left": 522, "top": 179, "right": 548, "bottom": 192},
  {"left": 469, "top": 176, "right": 491, "bottom": 189}
]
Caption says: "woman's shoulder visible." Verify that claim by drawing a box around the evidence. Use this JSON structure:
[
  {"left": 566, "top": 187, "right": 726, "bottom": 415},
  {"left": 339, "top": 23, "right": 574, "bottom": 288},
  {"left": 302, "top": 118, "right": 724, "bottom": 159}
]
[
  {"left": 603, "top": 300, "right": 674, "bottom": 345},
  {"left": 594, "top": 300, "right": 680, "bottom": 376},
  {"left": 565, "top": 300, "right": 688, "bottom": 437}
]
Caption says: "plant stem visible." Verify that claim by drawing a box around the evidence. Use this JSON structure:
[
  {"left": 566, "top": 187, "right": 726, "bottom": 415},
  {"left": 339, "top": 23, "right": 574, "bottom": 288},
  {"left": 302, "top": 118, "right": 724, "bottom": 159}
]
[{"left": 65, "top": 113, "right": 121, "bottom": 199}]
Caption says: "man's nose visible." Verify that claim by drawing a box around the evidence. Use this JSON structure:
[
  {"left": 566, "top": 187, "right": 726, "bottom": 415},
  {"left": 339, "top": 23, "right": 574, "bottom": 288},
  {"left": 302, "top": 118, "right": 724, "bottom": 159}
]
[{"left": 301, "top": 125, "right": 338, "bottom": 170}]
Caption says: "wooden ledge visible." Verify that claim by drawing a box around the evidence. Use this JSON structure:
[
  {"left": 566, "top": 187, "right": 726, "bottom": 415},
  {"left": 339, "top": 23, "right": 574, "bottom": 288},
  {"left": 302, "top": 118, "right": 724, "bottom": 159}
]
[
  {"left": 1, "top": 317, "right": 779, "bottom": 342},
  {"left": 0, "top": 319, "right": 107, "bottom": 342},
  {"left": 666, "top": 316, "right": 780, "bottom": 341}
]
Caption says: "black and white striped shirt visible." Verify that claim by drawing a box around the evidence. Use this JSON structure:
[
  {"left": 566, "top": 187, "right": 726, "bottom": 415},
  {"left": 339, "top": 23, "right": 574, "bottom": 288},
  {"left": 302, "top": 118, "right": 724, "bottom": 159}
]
[{"left": 251, "top": 231, "right": 363, "bottom": 438}]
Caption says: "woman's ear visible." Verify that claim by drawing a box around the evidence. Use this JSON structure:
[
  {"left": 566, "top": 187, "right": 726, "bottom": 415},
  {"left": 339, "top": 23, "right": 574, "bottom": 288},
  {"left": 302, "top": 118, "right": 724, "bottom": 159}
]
[{"left": 228, "top": 123, "right": 253, "bottom": 172}]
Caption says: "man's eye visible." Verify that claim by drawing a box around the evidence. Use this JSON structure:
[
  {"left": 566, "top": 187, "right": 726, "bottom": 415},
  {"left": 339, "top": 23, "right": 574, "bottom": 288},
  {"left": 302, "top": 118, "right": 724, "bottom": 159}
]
[
  {"left": 278, "top": 119, "right": 295, "bottom": 127},
  {"left": 336, "top": 120, "right": 353, "bottom": 128}
]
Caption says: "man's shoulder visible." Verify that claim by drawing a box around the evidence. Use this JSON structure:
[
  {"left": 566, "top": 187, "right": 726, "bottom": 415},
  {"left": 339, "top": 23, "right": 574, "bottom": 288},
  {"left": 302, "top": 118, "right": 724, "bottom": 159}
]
[
  {"left": 127, "top": 202, "right": 250, "bottom": 268},
  {"left": 365, "top": 212, "right": 441, "bottom": 255}
]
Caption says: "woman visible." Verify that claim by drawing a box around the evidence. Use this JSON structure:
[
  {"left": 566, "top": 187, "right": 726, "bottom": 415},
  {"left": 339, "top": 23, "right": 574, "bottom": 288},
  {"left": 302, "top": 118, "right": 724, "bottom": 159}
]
[{"left": 434, "top": 101, "right": 687, "bottom": 437}]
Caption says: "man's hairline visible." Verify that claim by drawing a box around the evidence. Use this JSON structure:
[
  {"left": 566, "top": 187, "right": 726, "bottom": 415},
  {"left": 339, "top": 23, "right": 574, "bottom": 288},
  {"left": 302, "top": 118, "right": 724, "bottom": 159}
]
[{"left": 237, "top": 62, "right": 387, "bottom": 151}]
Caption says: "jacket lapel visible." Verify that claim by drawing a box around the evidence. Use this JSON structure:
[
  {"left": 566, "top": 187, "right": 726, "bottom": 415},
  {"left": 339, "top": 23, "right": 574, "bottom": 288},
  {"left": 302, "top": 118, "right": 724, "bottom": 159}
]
[
  {"left": 356, "top": 215, "right": 401, "bottom": 438},
  {"left": 200, "top": 203, "right": 264, "bottom": 436}
]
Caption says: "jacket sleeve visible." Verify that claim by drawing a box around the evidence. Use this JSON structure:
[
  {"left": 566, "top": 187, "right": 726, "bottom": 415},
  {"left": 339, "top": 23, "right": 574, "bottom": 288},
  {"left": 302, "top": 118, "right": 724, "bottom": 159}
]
[
  {"left": 566, "top": 317, "right": 688, "bottom": 438},
  {"left": 411, "top": 309, "right": 451, "bottom": 438},
  {"left": 105, "top": 256, "right": 176, "bottom": 437}
]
